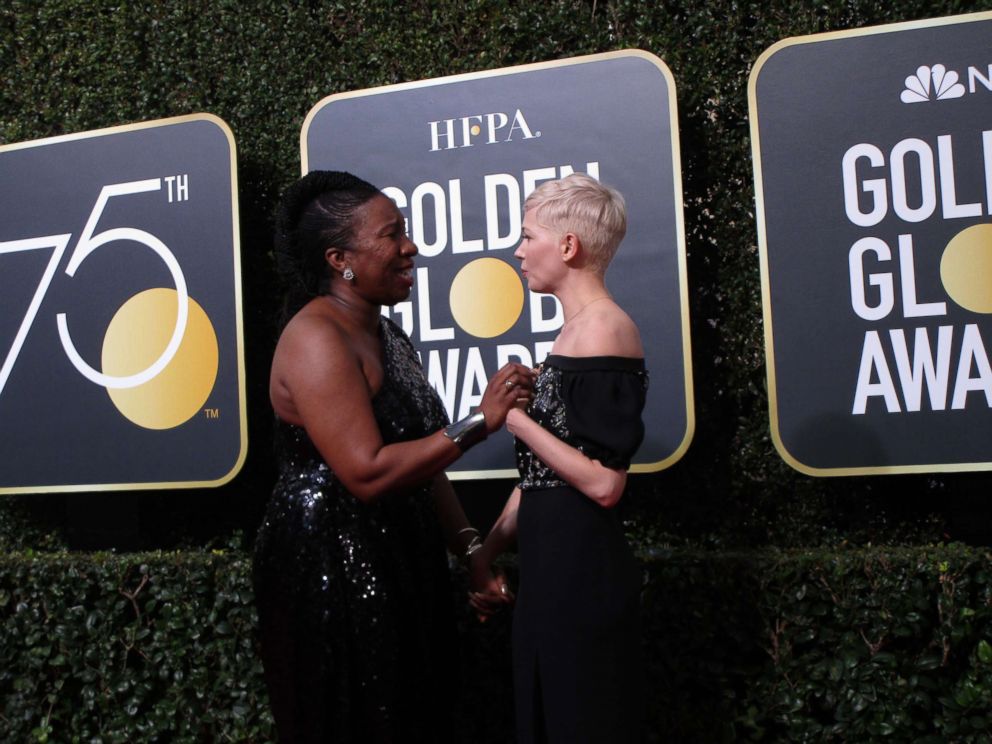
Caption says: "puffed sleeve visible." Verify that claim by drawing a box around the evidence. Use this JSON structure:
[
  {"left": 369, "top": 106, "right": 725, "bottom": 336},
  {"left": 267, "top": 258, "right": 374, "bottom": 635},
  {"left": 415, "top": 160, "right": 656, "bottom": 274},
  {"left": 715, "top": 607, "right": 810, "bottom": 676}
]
[{"left": 560, "top": 365, "right": 648, "bottom": 469}]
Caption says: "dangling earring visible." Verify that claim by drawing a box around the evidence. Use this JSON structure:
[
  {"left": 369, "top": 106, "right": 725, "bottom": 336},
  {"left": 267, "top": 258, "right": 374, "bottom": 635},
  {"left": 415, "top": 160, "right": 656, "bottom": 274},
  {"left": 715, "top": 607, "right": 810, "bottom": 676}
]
[{"left": 342, "top": 267, "right": 355, "bottom": 282}]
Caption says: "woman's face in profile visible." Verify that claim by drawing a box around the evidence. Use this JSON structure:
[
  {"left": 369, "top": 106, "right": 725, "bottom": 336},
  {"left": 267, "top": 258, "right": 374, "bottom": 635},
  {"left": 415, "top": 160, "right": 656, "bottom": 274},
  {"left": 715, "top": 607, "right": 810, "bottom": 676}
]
[
  {"left": 346, "top": 194, "right": 418, "bottom": 305},
  {"left": 515, "top": 208, "right": 564, "bottom": 294}
]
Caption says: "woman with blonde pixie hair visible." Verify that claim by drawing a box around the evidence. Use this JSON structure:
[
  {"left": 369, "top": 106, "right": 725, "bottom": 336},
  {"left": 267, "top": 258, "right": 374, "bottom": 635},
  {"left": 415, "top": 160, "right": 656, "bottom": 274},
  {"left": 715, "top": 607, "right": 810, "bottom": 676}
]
[
  {"left": 472, "top": 173, "right": 647, "bottom": 742},
  {"left": 522, "top": 172, "right": 627, "bottom": 273}
]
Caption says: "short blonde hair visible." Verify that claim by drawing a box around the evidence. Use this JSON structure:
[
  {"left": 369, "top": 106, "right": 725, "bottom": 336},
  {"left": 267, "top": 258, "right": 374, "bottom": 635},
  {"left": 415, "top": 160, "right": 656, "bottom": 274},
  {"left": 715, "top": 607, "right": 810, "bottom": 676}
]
[{"left": 524, "top": 173, "right": 627, "bottom": 272}]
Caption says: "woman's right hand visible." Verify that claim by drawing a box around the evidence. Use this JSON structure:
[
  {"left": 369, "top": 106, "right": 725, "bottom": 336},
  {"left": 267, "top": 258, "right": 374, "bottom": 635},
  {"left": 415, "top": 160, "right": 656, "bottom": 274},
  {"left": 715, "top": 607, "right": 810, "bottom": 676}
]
[{"left": 478, "top": 362, "right": 536, "bottom": 433}]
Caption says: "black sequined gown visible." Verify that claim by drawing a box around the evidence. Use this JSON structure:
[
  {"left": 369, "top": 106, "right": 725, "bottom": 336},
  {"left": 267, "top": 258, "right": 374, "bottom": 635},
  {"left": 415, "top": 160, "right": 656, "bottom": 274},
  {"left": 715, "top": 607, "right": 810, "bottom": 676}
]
[
  {"left": 253, "top": 318, "right": 455, "bottom": 744},
  {"left": 514, "top": 355, "right": 648, "bottom": 744}
]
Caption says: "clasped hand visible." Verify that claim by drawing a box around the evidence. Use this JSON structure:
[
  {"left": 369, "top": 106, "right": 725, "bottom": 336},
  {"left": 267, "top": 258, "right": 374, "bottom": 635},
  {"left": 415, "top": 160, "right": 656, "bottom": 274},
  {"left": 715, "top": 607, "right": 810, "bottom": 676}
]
[
  {"left": 468, "top": 556, "right": 513, "bottom": 621},
  {"left": 463, "top": 363, "right": 535, "bottom": 620},
  {"left": 477, "top": 362, "right": 536, "bottom": 433}
]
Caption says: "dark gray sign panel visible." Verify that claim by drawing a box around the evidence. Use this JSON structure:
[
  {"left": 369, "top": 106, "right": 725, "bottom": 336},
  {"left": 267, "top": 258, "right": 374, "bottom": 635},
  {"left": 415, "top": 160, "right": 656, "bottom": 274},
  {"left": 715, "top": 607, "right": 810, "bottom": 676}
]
[
  {"left": 750, "top": 12, "right": 992, "bottom": 475},
  {"left": 303, "top": 50, "right": 693, "bottom": 478},
  {"left": 0, "top": 114, "right": 247, "bottom": 493}
]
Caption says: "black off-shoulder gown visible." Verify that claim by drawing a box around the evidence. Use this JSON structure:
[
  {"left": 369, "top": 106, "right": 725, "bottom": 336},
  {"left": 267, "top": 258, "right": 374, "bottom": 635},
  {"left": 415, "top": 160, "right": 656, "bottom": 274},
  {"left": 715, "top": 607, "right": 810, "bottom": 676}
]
[
  {"left": 514, "top": 355, "right": 648, "bottom": 744},
  {"left": 253, "top": 318, "right": 456, "bottom": 743}
]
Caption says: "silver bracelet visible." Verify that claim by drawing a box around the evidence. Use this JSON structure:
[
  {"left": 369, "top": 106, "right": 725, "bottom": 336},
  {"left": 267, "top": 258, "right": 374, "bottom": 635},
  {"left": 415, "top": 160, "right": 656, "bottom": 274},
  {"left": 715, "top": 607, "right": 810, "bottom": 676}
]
[
  {"left": 443, "top": 411, "right": 487, "bottom": 451},
  {"left": 463, "top": 534, "right": 483, "bottom": 560}
]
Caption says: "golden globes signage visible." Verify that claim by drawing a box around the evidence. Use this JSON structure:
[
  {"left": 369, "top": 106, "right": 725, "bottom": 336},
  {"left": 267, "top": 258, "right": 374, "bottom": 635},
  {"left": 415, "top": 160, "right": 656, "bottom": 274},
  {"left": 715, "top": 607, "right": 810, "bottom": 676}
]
[
  {"left": 0, "top": 115, "right": 247, "bottom": 493},
  {"left": 750, "top": 12, "right": 992, "bottom": 475},
  {"left": 303, "top": 50, "right": 693, "bottom": 477}
]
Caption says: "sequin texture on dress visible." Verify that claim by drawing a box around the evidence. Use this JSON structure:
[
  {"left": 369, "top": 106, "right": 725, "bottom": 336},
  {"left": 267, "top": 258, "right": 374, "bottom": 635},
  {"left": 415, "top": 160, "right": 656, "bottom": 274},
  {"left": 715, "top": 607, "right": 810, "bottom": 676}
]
[
  {"left": 514, "top": 362, "right": 570, "bottom": 490},
  {"left": 511, "top": 354, "right": 649, "bottom": 744},
  {"left": 253, "top": 317, "right": 456, "bottom": 744}
]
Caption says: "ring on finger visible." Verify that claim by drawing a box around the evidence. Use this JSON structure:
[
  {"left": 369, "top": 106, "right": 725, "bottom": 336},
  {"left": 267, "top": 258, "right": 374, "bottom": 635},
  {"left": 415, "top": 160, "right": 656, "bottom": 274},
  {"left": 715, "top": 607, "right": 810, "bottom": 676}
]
[{"left": 505, "top": 378, "right": 516, "bottom": 389}]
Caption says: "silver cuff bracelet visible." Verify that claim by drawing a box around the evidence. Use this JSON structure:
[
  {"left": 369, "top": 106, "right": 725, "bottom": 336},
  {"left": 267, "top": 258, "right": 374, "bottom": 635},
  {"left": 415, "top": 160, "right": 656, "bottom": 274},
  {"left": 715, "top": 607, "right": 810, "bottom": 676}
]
[{"left": 443, "top": 411, "right": 487, "bottom": 451}]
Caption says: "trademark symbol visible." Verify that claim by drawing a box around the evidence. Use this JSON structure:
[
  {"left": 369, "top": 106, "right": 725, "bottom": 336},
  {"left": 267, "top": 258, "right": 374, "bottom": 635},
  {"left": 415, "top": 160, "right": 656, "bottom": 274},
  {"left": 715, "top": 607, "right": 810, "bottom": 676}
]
[{"left": 204, "top": 408, "right": 219, "bottom": 419}]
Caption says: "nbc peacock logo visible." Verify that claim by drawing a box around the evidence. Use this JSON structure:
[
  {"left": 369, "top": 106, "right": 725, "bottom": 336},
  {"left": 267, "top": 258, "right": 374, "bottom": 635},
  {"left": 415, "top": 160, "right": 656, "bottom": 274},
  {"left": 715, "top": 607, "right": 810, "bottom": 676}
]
[{"left": 901, "top": 64, "right": 967, "bottom": 103}]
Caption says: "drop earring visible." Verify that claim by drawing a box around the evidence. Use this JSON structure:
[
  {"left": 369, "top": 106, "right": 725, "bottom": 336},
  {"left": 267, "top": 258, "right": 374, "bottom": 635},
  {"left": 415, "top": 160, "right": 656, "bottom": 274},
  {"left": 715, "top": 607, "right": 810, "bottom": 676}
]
[{"left": 342, "top": 267, "right": 355, "bottom": 282}]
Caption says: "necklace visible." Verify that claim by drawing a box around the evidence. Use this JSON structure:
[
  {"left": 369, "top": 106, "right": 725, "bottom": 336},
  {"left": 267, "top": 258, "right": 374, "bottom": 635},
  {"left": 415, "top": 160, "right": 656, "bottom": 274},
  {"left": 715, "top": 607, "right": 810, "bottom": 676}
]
[
  {"left": 565, "top": 295, "right": 611, "bottom": 323},
  {"left": 324, "top": 293, "right": 379, "bottom": 333}
]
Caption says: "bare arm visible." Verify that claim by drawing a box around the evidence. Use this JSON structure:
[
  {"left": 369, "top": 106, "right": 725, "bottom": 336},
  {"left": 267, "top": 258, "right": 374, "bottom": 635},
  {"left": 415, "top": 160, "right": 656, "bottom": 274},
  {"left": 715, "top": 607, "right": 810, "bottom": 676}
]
[
  {"left": 475, "top": 486, "right": 521, "bottom": 564},
  {"left": 525, "top": 302, "right": 638, "bottom": 507},
  {"left": 506, "top": 408, "right": 627, "bottom": 508},
  {"left": 285, "top": 320, "right": 458, "bottom": 500},
  {"left": 469, "top": 486, "right": 522, "bottom": 617},
  {"left": 431, "top": 474, "right": 479, "bottom": 556},
  {"left": 433, "top": 475, "right": 515, "bottom": 610},
  {"left": 272, "top": 313, "right": 533, "bottom": 502}
]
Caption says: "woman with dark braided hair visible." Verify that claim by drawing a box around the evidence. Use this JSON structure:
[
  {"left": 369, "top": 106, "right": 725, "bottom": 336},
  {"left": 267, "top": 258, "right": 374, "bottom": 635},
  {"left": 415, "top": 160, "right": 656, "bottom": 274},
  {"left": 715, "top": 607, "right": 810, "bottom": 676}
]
[{"left": 253, "top": 171, "right": 530, "bottom": 743}]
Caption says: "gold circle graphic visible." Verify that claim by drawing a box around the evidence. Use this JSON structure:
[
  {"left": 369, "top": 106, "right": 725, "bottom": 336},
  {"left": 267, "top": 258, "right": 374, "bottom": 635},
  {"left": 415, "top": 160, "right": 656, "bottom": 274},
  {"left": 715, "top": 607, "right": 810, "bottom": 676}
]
[
  {"left": 102, "top": 288, "right": 219, "bottom": 429},
  {"left": 940, "top": 223, "right": 992, "bottom": 314},
  {"left": 449, "top": 257, "right": 524, "bottom": 338}
]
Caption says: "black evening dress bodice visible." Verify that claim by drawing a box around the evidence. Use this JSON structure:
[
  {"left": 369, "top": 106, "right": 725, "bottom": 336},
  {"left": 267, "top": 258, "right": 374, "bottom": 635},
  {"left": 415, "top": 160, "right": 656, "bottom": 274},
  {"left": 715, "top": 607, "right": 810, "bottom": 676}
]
[
  {"left": 253, "top": 317, "right": 455, "bottom": 744},
  {"left": 514, "top": 354, "right": 648, "bottom": 744}
]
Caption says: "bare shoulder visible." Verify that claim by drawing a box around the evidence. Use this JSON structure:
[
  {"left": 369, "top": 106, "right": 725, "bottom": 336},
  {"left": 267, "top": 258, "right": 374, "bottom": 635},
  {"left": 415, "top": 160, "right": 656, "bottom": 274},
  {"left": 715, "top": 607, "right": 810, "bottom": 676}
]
[
  {"left": 559, "top": 301, "right": 644, "bottom": 358},
  {"left": 274, "top": 302, "right": 352, "bottom": 369},
  {"left": 270, "top": 301, "right": 361, "bottom": 420}
]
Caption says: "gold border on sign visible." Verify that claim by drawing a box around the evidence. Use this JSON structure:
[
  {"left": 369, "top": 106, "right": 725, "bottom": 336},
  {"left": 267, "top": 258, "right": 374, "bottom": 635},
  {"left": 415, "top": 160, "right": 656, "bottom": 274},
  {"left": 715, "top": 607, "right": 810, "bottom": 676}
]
[
  {"left": 0, "top": 113, "right": 249, "bottom": 494},
  {"left": 748, "top": 10, "right": 992, "bottom": 477},
  {"left": 301, "top": 49, "right": 694, "bottom": 480}
]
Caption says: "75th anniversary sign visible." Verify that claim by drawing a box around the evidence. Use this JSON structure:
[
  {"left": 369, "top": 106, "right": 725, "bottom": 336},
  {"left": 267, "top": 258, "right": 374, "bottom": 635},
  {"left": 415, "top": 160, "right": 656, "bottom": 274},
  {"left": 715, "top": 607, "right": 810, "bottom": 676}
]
[{"left": 0, "top": 115, "right": 247, "bottom": 493}]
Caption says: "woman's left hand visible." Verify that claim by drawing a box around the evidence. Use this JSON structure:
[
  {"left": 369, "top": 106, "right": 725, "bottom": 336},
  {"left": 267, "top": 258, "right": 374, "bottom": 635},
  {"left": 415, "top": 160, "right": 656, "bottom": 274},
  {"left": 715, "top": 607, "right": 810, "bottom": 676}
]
[{"left": 468, "top": 559, "right": 513, "bottom": 621}]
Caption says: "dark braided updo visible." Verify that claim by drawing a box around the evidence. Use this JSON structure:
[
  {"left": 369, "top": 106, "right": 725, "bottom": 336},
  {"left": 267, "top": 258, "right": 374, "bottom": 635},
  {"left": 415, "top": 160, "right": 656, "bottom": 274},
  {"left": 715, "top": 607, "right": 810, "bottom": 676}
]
[{"left": 274, "top": 170, "right": 380, "bottom": 322}]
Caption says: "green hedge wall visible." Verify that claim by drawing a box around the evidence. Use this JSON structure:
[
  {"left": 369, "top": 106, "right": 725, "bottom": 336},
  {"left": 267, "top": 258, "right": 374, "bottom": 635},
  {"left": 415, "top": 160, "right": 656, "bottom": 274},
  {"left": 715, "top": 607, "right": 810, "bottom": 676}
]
[
  {"left": 644, "top": 546, "right": 992, "bottom": 742},
  {"left": 3, "top": 3, "right": 992, "bottom": 741},
  {"left": 0, "top": 551, "right": 270, "bottom": 743},
  {"left": 3, "top": 0, "right": 991, "bottom": 550},
  {"left": 3, "top": 545, "right": 992, "bottom": 742}
]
